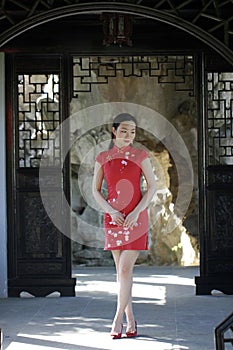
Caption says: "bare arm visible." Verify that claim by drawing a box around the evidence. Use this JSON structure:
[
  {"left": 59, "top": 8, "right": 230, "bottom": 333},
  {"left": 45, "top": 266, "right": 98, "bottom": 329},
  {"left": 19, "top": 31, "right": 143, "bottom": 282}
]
[
  {"left": 92, "top": 161, "right": 125, "bottom": 225},
  {"left": 124, "top": 157, "right": 156, "bottom": 228}
]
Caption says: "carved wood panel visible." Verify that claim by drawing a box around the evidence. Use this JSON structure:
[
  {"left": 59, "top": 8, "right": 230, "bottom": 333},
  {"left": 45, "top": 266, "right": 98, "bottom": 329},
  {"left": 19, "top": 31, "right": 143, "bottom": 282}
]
[
  {"left": 205, "top": 72, "right": 233, "bottom": 277},
  {"left": 0, "top": 1, "right": 232, "bottom": 51}
]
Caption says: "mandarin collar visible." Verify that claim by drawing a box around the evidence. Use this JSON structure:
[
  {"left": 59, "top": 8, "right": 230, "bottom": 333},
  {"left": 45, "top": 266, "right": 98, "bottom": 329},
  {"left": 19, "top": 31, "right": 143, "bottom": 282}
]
[{"left": 112, "top": 144, "right": 132, "bottom": 153}]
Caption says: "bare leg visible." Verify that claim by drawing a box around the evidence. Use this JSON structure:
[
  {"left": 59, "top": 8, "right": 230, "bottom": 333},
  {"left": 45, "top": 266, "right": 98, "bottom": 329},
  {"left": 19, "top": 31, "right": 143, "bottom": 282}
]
[
  {"left": 125, "top": 296, "right": 136, "bottom": 333},
  {"left": 111, "top": 250, "right": 139, "bottom": 334}
]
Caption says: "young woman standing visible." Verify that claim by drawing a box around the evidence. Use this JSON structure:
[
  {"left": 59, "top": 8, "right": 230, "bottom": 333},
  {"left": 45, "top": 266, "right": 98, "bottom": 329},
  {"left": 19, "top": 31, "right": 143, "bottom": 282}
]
[{"left": 92, "top": 113, "right": 156, "bottom": 339}]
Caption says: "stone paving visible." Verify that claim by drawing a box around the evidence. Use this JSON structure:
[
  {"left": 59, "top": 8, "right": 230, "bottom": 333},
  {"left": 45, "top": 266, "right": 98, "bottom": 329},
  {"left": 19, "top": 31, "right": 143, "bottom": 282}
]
[{"left": 0, "top": 265, "right": 232, "bottom": 350}]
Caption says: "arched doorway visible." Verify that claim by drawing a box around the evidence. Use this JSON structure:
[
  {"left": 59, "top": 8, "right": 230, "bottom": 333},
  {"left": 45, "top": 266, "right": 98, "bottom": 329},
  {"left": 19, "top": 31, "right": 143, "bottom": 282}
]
[{"left": 1, "top": 1, "right": 233, "bottom": 296}]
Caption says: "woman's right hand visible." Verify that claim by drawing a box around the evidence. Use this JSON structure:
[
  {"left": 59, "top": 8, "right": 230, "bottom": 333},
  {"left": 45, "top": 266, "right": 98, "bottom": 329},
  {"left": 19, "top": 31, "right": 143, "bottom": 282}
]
[{"left": 110, "top": 211, "right": 125, "bottom": 226}]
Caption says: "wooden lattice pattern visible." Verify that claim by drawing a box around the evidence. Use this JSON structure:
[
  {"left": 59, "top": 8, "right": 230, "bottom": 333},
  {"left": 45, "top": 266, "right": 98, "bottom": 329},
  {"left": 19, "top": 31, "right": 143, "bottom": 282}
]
[
  {"left": 18, "top": 74, "right": 60, "bottom": 167},
  {"left": 207, "top": 72, "right": 233, "bottom": 165},
  {"left": 73, "top": 55, "right": 194, "bottom": 97}
]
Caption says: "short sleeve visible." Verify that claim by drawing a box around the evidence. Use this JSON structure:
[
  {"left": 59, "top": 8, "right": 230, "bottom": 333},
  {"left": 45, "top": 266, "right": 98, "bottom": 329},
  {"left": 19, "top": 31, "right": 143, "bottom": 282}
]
[
  {"left": 136, "top": 148, "right": 150, "bottom": 165},
  {"left": 96, "top": 152, "right": 104, "bottom": 166}
]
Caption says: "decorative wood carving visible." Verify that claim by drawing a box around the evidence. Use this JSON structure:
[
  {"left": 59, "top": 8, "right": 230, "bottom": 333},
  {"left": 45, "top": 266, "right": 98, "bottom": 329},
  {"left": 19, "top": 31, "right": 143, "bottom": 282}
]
[{"left": 0, "top": 1, "right": 232, "bottom": 51}]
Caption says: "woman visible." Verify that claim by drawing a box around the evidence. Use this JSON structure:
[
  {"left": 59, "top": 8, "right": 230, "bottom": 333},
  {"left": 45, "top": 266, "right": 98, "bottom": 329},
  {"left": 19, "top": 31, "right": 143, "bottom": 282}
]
[{"left": 92, "top": 113, "right": 156, "bottom": 339}]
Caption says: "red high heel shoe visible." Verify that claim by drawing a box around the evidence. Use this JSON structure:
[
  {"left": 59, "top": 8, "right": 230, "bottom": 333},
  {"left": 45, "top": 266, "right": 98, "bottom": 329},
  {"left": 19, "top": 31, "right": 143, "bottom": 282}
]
[
  {"left": 126, "top": 321, "right": 137, "bottom": 338},
  {"left": 110, "top": 323, "right": 123, "bottom": 339}
]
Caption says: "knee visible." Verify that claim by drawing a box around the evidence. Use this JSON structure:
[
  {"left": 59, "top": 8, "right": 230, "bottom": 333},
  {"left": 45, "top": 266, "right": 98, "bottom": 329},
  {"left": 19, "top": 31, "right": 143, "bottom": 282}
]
[{"left": 119, "top": 264, "right": 132, "bottom": 278}]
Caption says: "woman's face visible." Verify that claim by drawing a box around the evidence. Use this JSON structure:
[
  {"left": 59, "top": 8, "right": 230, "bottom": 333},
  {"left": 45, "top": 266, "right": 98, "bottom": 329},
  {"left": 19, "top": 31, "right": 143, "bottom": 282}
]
[{"left": 112, "top": 121, "right": 136, "bottom": 148}]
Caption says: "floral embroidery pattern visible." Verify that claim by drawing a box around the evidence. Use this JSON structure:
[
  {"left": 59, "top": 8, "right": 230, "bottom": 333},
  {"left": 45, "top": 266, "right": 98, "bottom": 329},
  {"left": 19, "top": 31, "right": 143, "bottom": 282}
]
[
  {"left": 106, "top": 155, "right": 113, "bottom": 162},
  {"left": 120, "top": 159, "right": 128, "bottom": 173},
  {"left": 106, "top": 221, "right": 140, "bottom": 246},
  {"left": 101, "top": 146, "right": 148, "bottom": 250},
  {"left": 105, "top": 149, "right": 136, "bottom": 163}
]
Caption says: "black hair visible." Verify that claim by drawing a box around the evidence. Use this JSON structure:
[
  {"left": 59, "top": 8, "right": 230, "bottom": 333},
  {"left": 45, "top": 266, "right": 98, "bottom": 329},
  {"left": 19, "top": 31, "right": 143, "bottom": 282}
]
[{"left": 109, "top": 113, "right": 137, "bottom": 149}]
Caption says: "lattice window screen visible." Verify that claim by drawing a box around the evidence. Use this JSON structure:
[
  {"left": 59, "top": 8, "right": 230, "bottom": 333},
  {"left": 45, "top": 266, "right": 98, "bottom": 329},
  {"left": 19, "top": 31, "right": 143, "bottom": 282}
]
[
  {"left": 207, "top": 72, "right": 233, "bottom": 165},
  {"left": 17, "top": 74, "right": 60, "bottom": 167},
  {"left": 72, "top": 56, "right": 194, "bottom": 97}
]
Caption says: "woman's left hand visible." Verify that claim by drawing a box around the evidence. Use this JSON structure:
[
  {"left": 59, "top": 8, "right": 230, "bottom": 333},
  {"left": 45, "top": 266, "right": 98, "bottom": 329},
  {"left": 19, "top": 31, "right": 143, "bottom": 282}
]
[{"left": 123, "top": 210, "right": 139, "bottom": 229}]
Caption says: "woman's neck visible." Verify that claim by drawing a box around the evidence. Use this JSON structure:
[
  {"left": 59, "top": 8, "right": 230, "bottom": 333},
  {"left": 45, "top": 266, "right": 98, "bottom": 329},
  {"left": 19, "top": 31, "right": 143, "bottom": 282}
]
[{"left": 113, "top": 141, "right": 132, "bottom": 150}]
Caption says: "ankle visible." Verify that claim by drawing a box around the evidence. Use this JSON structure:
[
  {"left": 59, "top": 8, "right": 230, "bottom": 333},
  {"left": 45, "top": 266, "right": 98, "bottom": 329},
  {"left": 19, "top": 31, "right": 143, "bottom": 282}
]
[
  {"left": 111, "top": 322, "right": 123, "bottom": 333},
  {"left": 126, "top": 318, "right": 135, "bottom": 325},
  {"left": 126, "top": 320, "right": 136, "bottom": 331}
]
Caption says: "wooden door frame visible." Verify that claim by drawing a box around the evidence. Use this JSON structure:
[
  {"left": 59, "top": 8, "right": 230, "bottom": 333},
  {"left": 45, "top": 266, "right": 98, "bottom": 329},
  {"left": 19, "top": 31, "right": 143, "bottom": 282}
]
[{"left": 6, "top": 53, "right": 76, "bottom": 297}]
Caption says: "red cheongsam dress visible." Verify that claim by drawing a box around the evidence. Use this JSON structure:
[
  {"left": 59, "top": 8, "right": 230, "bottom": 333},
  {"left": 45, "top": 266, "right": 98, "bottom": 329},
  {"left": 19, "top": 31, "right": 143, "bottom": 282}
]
[{"left": 96, "top": 144, "right": 149, "bottom": 250}]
